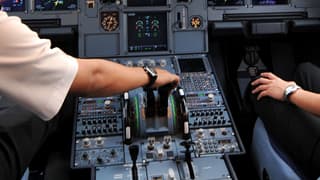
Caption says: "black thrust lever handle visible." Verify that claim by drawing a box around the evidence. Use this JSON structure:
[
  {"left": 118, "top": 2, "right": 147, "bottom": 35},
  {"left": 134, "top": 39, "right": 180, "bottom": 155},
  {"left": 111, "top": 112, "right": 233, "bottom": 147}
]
[{"left": 129, "top": 144, "right": 139, "bottom": 180}]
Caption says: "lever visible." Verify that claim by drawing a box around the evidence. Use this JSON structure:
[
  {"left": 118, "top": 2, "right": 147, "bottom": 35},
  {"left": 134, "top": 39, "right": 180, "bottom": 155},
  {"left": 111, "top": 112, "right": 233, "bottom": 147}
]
[
  {"left": 123, "top": 92, "right": 132, "bottom": 144},
  {"left": 145, "top": 89, "right": 155, "bottom": 117},
  {"left": 158, "top": 83, "right": 174, "bottom": 116},
  {"left": 175, "top": 87, "right": 190, "bottom": 139},
  {"left": 180, "top": 141, "right": 195, "bottom": 179},
  {"left": 129, "top": 144, "right": 139, "bottom": 180}
]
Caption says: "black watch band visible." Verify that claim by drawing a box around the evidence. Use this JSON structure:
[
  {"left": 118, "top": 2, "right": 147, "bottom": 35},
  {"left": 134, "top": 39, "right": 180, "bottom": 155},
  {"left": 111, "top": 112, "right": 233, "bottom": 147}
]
[{"left": 143, "top": 66, "right": 158, "bottom": 88}]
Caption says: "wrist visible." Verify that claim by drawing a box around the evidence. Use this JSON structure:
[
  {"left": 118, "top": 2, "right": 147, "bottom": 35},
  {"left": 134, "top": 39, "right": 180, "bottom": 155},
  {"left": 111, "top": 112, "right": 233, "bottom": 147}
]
[
  {"left": 284, "top": 83, "right": 301, "bottom": 102},
  {"left": 142, "top": 66, "right": 158, "bottom": 88}
]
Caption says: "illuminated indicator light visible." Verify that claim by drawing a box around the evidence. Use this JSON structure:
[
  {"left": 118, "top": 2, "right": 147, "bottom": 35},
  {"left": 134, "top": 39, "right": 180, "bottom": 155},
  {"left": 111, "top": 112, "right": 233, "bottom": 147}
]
[
  {"left": 170, "top": 96, "right": 177, "bottom": 127},
  {"left": 134, "top": 96, "right": 140, "bottom": 130}
]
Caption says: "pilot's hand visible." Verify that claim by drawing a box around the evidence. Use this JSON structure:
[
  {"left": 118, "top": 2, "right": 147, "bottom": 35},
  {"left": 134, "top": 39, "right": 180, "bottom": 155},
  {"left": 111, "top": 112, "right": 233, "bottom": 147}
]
[
  {"left": 251, "top": 72, "right": 295, "bottom": 101},
  {"left": 151, "top": 68, "right": 180, "bottom": 89}
]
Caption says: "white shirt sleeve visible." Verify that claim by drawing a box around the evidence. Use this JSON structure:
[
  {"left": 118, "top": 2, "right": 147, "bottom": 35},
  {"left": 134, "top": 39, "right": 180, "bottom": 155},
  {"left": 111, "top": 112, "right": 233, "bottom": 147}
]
[{"left": 0, "top": 11, "right": 78, "bottom": 121}]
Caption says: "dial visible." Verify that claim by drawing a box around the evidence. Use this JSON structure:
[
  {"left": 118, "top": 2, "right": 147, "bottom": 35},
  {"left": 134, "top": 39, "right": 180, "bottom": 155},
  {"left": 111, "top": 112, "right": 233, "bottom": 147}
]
[
  {"left": 190, "top": 16, "right": 202, "bottom": 29},
  {"left": 101, "top": 12, "right": 119, "bottom": 32}
]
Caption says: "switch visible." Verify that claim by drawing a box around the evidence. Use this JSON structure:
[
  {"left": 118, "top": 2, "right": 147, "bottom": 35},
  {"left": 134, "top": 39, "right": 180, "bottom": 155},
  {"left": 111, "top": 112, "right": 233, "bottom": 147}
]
[{"left": 168, "top": 168, "right": 176, "bottom": 180}]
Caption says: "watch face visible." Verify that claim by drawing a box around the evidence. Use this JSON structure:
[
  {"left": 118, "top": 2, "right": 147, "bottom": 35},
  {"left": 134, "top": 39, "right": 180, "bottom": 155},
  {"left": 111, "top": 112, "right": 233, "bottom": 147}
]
[
  {"left": 285, "top": 84, "right": 300, "bottom": 101},
  {"left": 143, "top": 66, "right": 158, "bottom": 88},
  {"left": 145, "top": 66, "right": 157, "bottom": 77}
]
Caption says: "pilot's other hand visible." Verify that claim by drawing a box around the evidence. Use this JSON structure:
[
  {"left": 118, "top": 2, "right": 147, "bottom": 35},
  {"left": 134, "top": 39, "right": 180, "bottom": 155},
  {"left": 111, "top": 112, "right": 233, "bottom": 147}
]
[{"left": 251, "top": 72, "right": 295, "bottom": 101}]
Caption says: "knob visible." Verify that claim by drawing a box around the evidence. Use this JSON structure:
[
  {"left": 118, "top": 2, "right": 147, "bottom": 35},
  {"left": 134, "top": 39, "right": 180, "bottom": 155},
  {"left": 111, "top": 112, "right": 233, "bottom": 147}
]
[
  {"left": 104, "top": 99, "right": 112, "bottom": 108},
  {"left": 96, "top": 137, "right": 104, "bottom": 146},
  {"left": 83, "top": 138, "right": 90, "bottom": 147},
  {"left": 208, "top": 93, "right": 214, "bottom": 102}
]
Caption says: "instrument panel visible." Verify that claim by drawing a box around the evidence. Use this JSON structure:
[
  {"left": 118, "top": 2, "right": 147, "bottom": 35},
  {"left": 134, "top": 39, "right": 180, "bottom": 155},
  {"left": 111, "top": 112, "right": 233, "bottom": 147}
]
[
  {"left": 2, "top": 0, "right": 319, "bottom": 179},
  {"left": 71, "top": 55, "right": 244, "bottom": 180},
  {"left": 35, "top": 0, "right": 77, "bottom": 11},
  {"left": 1, "top": 0, "right": 25, "bottom": 12}
]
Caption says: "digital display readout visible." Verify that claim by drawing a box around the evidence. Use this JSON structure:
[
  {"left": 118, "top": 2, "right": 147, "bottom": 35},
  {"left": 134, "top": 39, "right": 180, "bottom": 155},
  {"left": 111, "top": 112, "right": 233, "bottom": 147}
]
[
  {"left": 0, "top": 0, "right": 25, "bottom": 12},
  {"left": 127, "top": 12, "right": 168, "bottom": 52},
  {"left": 35, "top": 0, "right": 77, "bottom": 11}
]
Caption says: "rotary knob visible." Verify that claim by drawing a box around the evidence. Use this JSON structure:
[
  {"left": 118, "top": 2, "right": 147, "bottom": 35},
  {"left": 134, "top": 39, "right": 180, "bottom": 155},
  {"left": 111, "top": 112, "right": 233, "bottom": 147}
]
[{"left": 101, "top": 12, "right": 119, "bottom": 31}]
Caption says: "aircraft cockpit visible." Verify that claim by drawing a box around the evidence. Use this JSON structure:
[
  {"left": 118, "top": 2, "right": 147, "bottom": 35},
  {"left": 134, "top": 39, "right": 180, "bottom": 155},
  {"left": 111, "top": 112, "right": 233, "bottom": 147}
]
[{"left": 1, "top": 0, "right": 320, "bottom": 179}]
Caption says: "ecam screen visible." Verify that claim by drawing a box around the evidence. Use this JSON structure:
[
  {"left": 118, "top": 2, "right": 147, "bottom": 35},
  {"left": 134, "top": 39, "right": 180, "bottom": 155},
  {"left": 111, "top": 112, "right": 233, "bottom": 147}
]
[
  {"left": 35, "top": 0, "right": 77, "bottom": 11},
  {"left": 127, "top": 12, "right": 168, "bottom": 52},
  {"left": 252, "top": 0, "right": 288, "bottom": 5},
  {"left": 1, "top": 0, "right": 25, "bottom": 12}
]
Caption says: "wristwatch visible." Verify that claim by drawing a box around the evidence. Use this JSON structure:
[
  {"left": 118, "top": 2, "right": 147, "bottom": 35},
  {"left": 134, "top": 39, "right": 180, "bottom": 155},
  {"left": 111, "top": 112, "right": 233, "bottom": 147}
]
[
  {"left": 284, "top": 84, "right": 301, "bottom": 102},
  {"left": 143, "top": 66, "right": 158, "bottom": 88}
]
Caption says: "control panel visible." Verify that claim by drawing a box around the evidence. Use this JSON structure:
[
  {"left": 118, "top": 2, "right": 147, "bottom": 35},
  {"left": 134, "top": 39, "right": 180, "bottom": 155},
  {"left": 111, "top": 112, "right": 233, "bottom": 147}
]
[
  {"left": 3, "top": 0, "right": 319, "bottom": 179},
  {"left": 2, "top": 0, "right": 78, "bottom": 27},
  {"left": 78, "top": 0, "right": 209, "bottom": 57},
  {"left": 71, "top": 55, "right": 244, "bottom": 179}
]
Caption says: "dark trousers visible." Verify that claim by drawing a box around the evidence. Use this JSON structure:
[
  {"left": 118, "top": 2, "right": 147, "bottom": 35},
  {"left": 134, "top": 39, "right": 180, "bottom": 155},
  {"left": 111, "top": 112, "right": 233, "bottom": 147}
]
[
  {"left": 0, "top": 95, "right": 74, "bottom": 180},
  {"left": 251, "top": 62, "right": 320, "bottom": 179}
]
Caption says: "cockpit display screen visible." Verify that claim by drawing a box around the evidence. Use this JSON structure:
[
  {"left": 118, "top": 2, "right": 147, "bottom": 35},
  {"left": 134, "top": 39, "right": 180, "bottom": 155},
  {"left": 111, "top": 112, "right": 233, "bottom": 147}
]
[
  {"left": 211, "top": 0, "right": 244, "bottom": 6},
  {"left": 0, "top": 0, "right": 25, "bottom": 12},
  {"left": 127, "top": 0, "right": 166, "bottom": 6},
  {"left": 179, "top": 58, "right": 206, "bottom": 73},
  {"left": 35, "top": 0, "right": 77, "bottom": 11},
  {"left": 127, "top": 12, "right": 168, "bottom": 52},
  {"left": 252, "top": 0, "right": 288, "bottom": 5}
]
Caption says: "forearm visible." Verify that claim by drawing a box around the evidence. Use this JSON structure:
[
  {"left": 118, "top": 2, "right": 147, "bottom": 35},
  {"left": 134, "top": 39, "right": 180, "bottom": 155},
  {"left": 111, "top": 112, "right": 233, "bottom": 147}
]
[
  {"left": 289, "top": 89, "right": 320, "bottom": 116},
  {"left": 70, "top": 59, "right": 149, "bottom": 96}
]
